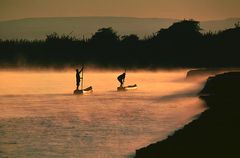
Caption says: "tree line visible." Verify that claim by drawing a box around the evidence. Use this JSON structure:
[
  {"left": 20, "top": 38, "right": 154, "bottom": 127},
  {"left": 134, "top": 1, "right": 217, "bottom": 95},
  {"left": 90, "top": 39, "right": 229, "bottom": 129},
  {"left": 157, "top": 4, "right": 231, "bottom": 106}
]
[{"left": 0, "top": 20, "right": 239, "bottom": 68}]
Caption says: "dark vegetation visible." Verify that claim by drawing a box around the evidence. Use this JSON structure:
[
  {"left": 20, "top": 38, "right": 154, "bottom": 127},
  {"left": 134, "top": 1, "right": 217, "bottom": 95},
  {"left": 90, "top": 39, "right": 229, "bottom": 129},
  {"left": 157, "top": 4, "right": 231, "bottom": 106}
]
[
  {"left": 200, "top": 71, "right": 240, "bottom": 95},
  {"left": 135, "top": 72, "right": 240, "bottom": 158},
  {"left": 185, "top": 68, "right": 240, "bottom": 79},
  {"left": 0, "top": 20, "right": 239, "bottom": 68}
]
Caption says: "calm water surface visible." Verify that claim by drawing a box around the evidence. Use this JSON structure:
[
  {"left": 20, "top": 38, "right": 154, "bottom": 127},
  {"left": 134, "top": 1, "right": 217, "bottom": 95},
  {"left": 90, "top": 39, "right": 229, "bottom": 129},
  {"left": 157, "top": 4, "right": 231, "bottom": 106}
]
[{"left": 0, "top": 69, "right": 206, "bottom": 158}]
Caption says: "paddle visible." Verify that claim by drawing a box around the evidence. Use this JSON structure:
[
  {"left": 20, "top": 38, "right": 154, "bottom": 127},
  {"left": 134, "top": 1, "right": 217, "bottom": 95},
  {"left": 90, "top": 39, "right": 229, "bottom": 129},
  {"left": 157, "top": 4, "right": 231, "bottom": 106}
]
[
  {"left": 123, "top": 68, "right": 127, "bottom": 86},
  {"left": 81, "top": 65, "right": 84, "bottom": 90}
]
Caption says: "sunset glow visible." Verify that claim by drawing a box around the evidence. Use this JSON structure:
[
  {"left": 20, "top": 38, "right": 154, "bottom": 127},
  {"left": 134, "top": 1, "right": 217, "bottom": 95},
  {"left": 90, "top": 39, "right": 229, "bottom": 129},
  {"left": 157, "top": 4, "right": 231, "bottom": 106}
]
[
  {"left": 0, "top": 0, "right": 239, "bottom": 157},
  {"left": 0, "top": 0, "right": 240, "bottom": 21}
]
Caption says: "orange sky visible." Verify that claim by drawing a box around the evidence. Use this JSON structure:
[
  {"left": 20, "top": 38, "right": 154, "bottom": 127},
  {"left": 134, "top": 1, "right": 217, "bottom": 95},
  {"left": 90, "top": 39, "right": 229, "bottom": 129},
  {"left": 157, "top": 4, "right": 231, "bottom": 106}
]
[{"left": 0, "top": 0, "right": 240, "bottom": 21}]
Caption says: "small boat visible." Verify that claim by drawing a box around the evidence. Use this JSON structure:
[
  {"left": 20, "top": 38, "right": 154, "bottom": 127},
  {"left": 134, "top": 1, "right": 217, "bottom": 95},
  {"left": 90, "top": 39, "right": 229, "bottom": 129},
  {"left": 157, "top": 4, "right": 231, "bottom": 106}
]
[
  {"left": 117, "top": 84, "right": 137, "bottom": 91},
  {"left": 74, "top": 86, "right": 93, "bottom": 95}
]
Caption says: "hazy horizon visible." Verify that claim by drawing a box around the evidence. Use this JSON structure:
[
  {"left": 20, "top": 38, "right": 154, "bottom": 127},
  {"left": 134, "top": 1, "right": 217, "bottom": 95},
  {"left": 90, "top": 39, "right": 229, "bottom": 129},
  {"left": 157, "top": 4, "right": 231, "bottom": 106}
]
[
  {"left": 0, "top": 16, "right": 239, "bottom": 40},
  {"left": 1, "top": 0, "right": 240, "bottom": 21},
  {"left": 1, "top": 16, "right": 240, "bottom": 23}
]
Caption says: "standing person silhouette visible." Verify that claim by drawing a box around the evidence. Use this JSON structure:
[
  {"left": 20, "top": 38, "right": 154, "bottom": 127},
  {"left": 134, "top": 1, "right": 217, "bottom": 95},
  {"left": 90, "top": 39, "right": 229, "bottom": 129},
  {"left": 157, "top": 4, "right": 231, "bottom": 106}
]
[
  {"left": 117, "top": 72, "right": 126, "bottom": 87},
  {"left": 76, "top": 67, "right": 83, "bottom": 90}
]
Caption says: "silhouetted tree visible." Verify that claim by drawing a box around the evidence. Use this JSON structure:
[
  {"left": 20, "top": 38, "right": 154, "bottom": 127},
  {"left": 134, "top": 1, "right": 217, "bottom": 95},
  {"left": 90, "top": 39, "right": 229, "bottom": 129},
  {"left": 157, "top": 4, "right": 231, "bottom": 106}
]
[
  {"left": 90, "top": 27, "right": 119, "bottom": 44},
  {"left": 156, "top": 20, "right": 202, "bottom": 38},
  {"left": 0, "top": 20, "right": 239, "bottom": 68},
  {"left": 121, "top": 34, "right": 139, "bottom": 43}
]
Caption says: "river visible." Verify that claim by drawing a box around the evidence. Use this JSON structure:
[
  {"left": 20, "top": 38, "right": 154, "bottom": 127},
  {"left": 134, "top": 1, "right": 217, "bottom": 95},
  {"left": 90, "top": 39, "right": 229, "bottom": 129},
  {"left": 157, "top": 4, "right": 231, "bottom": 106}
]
[{"left": 0, "top": 69, "right": 206, "bottom": 158}]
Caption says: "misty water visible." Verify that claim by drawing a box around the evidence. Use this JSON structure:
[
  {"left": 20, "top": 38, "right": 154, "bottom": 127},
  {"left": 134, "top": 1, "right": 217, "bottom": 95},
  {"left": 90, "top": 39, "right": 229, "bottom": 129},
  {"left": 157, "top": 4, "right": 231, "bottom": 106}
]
[{"left": 0, "top": 69, "right": 206, "bottom": 158}]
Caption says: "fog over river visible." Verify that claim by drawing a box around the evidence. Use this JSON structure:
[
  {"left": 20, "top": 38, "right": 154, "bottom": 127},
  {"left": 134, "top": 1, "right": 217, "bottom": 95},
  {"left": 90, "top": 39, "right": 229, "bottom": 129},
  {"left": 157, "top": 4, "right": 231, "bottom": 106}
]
[{"left": 0, "top": 69, "right": 206, "bottom": 158}]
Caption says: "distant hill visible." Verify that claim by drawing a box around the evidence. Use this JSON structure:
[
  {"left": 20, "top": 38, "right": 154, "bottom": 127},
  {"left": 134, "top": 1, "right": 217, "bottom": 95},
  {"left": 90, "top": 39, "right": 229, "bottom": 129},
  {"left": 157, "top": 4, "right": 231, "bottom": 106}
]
[
  {"left": 201, "top": 18, "right": 240, "bottom": 33},
  {"left": 0, "top": 17, "right": 239, "bottom": 40}
]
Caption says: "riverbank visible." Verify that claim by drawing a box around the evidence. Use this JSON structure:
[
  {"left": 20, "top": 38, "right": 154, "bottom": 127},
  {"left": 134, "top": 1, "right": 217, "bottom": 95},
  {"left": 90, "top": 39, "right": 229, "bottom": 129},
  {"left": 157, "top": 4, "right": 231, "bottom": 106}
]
[
  {"left": 135, "top": 72, "right": 240, "bottom": 158},
  {"left": 185, "top": 68, "right": 240, "bottom": 80}
]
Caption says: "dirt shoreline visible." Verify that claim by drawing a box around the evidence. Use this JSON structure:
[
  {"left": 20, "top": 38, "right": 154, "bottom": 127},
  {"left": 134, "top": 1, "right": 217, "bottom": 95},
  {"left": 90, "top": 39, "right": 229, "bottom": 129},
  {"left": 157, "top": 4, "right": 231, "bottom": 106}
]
[{"left": 135, "top": 72, "right": 240, "bottom": 158}]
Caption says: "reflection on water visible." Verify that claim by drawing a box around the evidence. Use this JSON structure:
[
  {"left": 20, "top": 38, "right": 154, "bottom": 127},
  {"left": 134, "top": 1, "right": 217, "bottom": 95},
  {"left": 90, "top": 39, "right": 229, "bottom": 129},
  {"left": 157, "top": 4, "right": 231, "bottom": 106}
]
[{"left": 0, "top": 69, "right": 206, "bottom": 158}]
